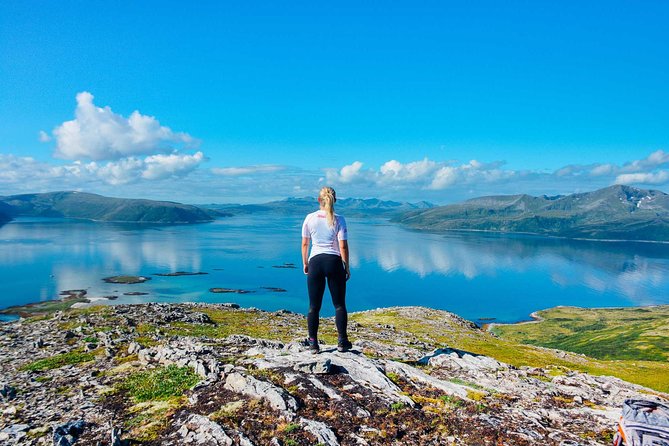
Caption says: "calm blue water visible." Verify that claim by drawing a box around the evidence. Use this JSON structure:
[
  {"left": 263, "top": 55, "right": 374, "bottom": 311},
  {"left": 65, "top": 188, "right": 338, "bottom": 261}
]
[{"left": 1, "top": 216, "right": 669, "bottom": 324}]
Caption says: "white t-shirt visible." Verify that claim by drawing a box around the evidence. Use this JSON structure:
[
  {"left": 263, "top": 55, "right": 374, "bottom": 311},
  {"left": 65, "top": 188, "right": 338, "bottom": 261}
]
[{"left": 301, "top": 210, "right": 348, "bottom": 260}]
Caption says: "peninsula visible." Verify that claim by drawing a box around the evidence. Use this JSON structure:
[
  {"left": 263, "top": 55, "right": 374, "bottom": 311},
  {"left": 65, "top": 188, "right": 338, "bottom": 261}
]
[
  {"left": 396, "top": 185, "right": 669, "bottom": 242},
  {"left": 0, "top": 191, "right": 217, "bottom": 224}
]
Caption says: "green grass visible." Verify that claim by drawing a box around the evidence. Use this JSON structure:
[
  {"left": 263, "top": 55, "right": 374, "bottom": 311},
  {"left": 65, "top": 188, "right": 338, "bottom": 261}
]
[
  {"left": 352, "top": 307, "right": 669, "bottom": 392},
  {"left": 390, "top": 401, "right": 407, "bottom": 411},
  {"left": 449, "top": 377, "right": 485, "bottom": 390},
  {"left": 492, "top": 306, "right": 669, "bottom": 361},
  {"left": 283, "top": 423, "right": 300, "bottom": 433},
  {"left": 440, "top": 395, "right": 464, "bottom": 408},
  {"left": 34, "top": 375, "right": 53, "bottom": 383},
  {"left": 0, "top": 298, "right": 90, "bottom": 317},
  {"left": 119, "top": 365, "right": 200, "bottom": 402},
  {"left": 20, "top": 349, "right": 97, "bottom": 372},
  {"left": 134, "top": 336, "right": 159, "bottom": 347},
  {"left": 164, "top": 307, "right": 339, "bottom": 343},
  {"left": 123, "top": 398, "right": 184, "bottom": 442}
]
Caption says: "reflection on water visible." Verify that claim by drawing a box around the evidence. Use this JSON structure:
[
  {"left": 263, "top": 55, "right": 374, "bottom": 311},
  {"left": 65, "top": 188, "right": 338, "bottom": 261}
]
[
  {"left": 1, "top": 216, "right": 668, "bottom": 323},
  {"left": 352, "top": 222, "right": 669, "bottom": 306}
]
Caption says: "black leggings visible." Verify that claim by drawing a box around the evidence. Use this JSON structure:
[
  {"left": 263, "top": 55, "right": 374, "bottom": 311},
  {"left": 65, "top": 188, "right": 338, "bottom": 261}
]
[{"left": 307, "top": 253, "right": 347, "bottom": 340}]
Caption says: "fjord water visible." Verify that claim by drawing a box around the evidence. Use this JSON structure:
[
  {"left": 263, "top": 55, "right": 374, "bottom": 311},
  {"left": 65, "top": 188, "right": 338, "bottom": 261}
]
[{"left": 1, "top": 216, "right": 669, "bottom": 324}]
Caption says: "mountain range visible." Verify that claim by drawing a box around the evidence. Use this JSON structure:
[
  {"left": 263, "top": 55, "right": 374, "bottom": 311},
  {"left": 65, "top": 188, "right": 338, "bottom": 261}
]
[
  {"left": 0, "top": 191, "right": 217, "bottom": 224},
  {"left": 202, "top": 197, "right": 434, "bottom": 217},
  {"left": 2, "top": 186, "right": 668, "bottom": 241},
  {"left": 395, "top": 185, "right": 669, "bottom": 242}
]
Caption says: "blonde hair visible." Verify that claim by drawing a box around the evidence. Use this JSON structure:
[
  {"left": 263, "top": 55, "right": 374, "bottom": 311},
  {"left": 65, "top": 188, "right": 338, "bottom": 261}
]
[{"left": 319, "top": 186, "right": 337, "bottom": 227}]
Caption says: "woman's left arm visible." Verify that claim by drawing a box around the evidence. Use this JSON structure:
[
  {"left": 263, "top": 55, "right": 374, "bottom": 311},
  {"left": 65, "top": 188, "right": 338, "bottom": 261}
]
[
  {"left": 301, "top": 237, "right": 310, "bottom": 274},
  {"left": 339, "top": 239, "right": 350, "bottom": 281}
]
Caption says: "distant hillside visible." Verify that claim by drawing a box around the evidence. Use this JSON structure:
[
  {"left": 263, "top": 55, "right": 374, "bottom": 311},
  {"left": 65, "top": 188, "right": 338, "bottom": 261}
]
[
  {"left": 0, "top": 201, "right": 12, "bottom": 225},
  {"left": 203, "top": 197, "right": 433, "bottom": 217},
  {"left": 396, "top": 185, "right": 669, "bottom": 241},
  {"left": 0, "top": 191, "right": 216, "bottom": 224}
]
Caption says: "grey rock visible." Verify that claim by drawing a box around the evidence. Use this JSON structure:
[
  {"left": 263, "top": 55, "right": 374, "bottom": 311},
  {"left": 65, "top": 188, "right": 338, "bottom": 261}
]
[
  {"left": 164, "top": 309, "right": 213, "bottom": 324},
  {"left": 127, "top": 342, "right": 141, "bottom": 355},
  {"left": 0, "top": 382, "right": 16, "bottom": 401},
  {"left": 137, "top": 348, "right": 153, "bottom": 363},
  {"left": 419, "top": 347, "right": 501, "bottom": 372},
  {"left": 307, "top": 376, "right": 342, "bottom": 401},
  {"left": 384, "top": 360, "right": 471, "bottom": 399},
  {"left": 111, "top": 425, "right": 130, "bottom": 446},
  {"left": 249, "top": 345, "right": 414, "bottom": 407},
  {"left": 1, "top": 424, "right": 30, "bottom": 443},
  {"left": 52, "top": 420, "right": 86, "bottom": 446},
  {"left": 195, "top": 361, "right": 208, "bottom": 379},
  {"left": 299, "top": 417, "right": 340, "bottom": 446},
  {"left": 177, "top": 413, "right": 233, "bottom": 445},
  {"left": 238, "top": 433, "right": 255, "bottom": 446},
  {"left": 224, "top": 372, "right": 298, "bottom": 413},
  {"left": 293, "top": 358, "right": 332, "bottom": 374}
]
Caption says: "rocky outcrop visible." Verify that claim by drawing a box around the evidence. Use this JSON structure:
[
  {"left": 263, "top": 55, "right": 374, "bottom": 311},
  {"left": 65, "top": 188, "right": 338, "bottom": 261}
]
[
  {"left": 224, "top": 371, "right": 299, "bottom": 414},
  {"left": 0, "top": 302, "right": 667, "bottom": 445},
  {"left": 177, "top": 414, "right": 233, "bottom": 445}
]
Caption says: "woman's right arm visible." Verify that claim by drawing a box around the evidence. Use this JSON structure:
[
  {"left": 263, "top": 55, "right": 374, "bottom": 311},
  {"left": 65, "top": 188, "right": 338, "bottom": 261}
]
[{"left": 339, "top": 239, "right": 350, "bottom": 281}]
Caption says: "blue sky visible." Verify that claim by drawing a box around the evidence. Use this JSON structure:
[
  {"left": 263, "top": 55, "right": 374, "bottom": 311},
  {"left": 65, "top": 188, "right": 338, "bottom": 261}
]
[{"left": 1, "top": 1, "right": 668, "bottom": 203}]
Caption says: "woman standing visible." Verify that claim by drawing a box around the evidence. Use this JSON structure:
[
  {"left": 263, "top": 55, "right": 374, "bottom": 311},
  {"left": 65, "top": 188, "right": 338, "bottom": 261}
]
[{"left": 301, "top": 186, "right": 352, "bottom": 353}]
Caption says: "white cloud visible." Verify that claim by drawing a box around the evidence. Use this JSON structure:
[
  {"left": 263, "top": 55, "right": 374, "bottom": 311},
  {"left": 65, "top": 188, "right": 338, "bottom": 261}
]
[
  {"left": 429, "top": 166, "right": 458, "bottom": 189},
  {"left": 0, "top": 154, "right": 92, "bottom": 191},
  {"left": 620, "top": 149, "right": 669, "bottom": 173},
  {"left": 338, "top": 161, "right": 367, "bottom": 183},
  {"left": 4, "top": 137, "right": 669, "bottom": 203},
  {"left": 590, "top": 164, "right": 614, "bottom": 176},
  {"left": 0, "top": 152, "right": 206, "bottom": 189},
  {"left": 615, "top": 171, "right": 669, "bottom": 185},
  {"left": 542, "top": 150, "right": 669, "bottom": 188},
  {"left": 211, "top": 164, "right": 284, "bottom": 176},
  {"left": 38, "top": 130, "right": 51, "bottom": 142},
  {"left": 50, "top": 91, "right": 198, "bottom": 161},
  {"left": 95, "top": 158, "right": 145, "bottom": 185},
  {"left": 142, "top": 152, "right": 204, "bottom": 180},
  {"left": 379, "top": 158, "right": 438, "bottom": 183},
  {"left": 325, "top": 161, "right": 374, "bottom": 185},
  {"left": 326, "top": 158, "right": 513, "bottom": 191}
]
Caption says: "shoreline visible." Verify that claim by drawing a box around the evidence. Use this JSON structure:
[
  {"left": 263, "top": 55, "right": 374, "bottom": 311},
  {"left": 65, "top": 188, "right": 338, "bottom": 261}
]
[
  {"left": 485, "top": 303, "right": 669, "bottom": 333},
  {"left": 399, "top": 225, "right": 669, "bottom": 245},
  {"left": 4, "top": 293, "right": 669, "bottom": 333}
]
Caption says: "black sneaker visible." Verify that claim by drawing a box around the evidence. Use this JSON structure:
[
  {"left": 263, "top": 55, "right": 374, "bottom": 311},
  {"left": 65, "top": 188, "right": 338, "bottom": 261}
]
[
  {"left": 337, "top": 338, "right": 353, "bottom": 353},
  {"left": 308, "top": 338, "right": 320, "bottom": 354}
]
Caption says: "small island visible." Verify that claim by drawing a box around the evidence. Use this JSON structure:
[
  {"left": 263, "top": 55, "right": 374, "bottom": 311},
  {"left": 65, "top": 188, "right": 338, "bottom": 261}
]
[
  {"left": 209, "top": 288, "right": 254, "bottom": 294},
  {"left": 154, "top": 271, "right": 208, "bottom": 277},
  {"left": 103, "top": 276, "right": 151, "bottom": 284}
]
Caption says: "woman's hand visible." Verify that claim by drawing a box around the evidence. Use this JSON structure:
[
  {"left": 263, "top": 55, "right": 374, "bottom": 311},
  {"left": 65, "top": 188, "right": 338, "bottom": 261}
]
[
  {"left": 303, "top": 264, "right": 309, "bottom": 275},
  {"left": 343, "top": 261, "right": 351, "bottom": 281}
]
